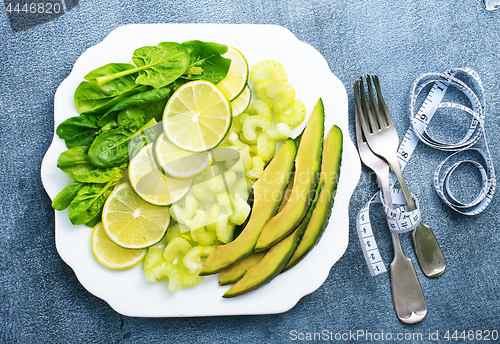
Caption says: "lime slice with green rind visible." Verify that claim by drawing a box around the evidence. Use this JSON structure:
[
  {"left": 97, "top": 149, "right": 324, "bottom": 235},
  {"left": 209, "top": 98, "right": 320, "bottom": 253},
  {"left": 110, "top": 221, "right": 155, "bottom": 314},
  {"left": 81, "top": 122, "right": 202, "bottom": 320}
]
[
  {"left": 129, "top": 143, "right": 192, "bottom": 206},
  {"left": 230, "top": 85, "right": 251, "bottom": 117},
  {"left": 102, "top": 183, "right": 171, "bottom": 249},
  {"left": 163, "top": 80, "right": 232, "bottom": 153},
  {"left": 217, "top": 47, "right": 249, "bottom": 101},
  {"left": 153, "top": 133, "right": 211, "bottom": 180},
  {"left": 91, "top": 222, "right": 146, "bottom": 269}
]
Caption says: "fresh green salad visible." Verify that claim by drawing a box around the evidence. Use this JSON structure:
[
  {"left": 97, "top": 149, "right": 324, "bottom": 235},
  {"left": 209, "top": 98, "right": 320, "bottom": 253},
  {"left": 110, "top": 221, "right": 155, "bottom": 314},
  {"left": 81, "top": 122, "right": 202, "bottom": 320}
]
[{"left": 52, "top": 39, "right": 310, "bottom": 294}]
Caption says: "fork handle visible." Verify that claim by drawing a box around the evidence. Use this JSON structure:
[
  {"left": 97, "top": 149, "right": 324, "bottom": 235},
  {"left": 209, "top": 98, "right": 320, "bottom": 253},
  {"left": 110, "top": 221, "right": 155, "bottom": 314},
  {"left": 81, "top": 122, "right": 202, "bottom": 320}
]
[
  {"left": 385, "top": 156, "right": 416, "bottom": 210},
  {"left": 379, "top": 171, "right": 405, "bottom": 259},
  {"left": 378, "top": 171, "right": 427, "bottom": 324},
  {"left": 386, "top": 156, "right": 446, "bottom": 278}
]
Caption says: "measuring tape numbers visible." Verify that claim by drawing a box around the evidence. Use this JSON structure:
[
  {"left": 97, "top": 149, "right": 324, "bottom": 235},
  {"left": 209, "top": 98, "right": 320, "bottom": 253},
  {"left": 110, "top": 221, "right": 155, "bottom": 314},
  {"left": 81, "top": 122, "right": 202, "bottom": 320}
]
[{"left": 357, "top": 68, "right": 496, "bottom": 276}]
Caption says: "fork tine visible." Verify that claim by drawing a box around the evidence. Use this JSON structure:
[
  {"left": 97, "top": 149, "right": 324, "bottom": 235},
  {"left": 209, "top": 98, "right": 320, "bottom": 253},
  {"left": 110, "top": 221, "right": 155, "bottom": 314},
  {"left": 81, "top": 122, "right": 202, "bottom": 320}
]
[
  {"left": 353, "top": 82, "right": 363, "bottom": 145},
  {"left": 359, "top": 77, "right": 378, "bottom": 134},
  {"left": 355, "top": 79, "right": 374, "bottom": 140},
  {"left": 366, "top": 75, "right": 387, "bottom": 129},
  {"left": 373, "top": 75, "right": 395, "bottom": 128},
  {"left": 354, "top": 81, "right": 369, "bottom": 147}
]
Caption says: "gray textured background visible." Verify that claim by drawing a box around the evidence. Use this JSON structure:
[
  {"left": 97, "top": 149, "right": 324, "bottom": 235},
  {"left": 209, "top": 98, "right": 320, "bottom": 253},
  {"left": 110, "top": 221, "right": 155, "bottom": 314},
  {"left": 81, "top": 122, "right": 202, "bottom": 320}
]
[{"left": 1, "top": 0, "right": 500, "bottom": 343}]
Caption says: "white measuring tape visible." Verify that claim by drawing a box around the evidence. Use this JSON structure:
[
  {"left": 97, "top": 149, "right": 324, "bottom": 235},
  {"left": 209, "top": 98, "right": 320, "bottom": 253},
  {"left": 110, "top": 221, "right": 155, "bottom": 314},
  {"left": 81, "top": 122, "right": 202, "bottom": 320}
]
[
  {"left": 484, "top": 0, "right": 500, "bottom": 11},
  {"left": 357, "top": 68, "right": 496, "bottom": 276}
]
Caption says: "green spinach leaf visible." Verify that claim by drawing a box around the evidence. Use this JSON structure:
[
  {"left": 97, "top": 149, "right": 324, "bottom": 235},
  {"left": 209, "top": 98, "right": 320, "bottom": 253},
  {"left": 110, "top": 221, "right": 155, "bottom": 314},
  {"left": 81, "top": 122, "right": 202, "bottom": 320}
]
[
  {"left": 96, "top": 86, "right": 172, "bottom": 127},
  {"left": 52, "top": 181, "right": 86, "bottom": 210},
  {"left": 96, "top": 42, "right": 190, "bottom": 89},
  {"left": 68, "top": 173, "right": 123, "bottom": 225},
  {"left": 56, "top": 113, "right": 100, "bottom": 148},
  {"left": 57, "top": 146, "right": 125, "bottom": 183},
  {"left": 79, "top": 85, "right": 150, "bottom": 119},
  {"left": 74, "top": 63, "right": 139, "bottom": 113},
  {"left": 83, "top": 63, "right": 134, "bottom": 82},
  {"left": 128, "top": 122, "right": 163, "bottom": 159},
  {"left": 85, "top": 212, "right": 102, "bottom": 228},
  {"left": 98, "top": 119, "right": 118, "bottom": 133},
  {"left": 117, "top": 108, "right": 147, "bottom": 127},
  {"left": 181, "top": 40, "right": 231, "bottom": 84},
  {"left": 88, "top": 118, "right": 157, "bottom": 168},
  {"left": 141, "top": 97, "right": 169, "bottom": 122}
]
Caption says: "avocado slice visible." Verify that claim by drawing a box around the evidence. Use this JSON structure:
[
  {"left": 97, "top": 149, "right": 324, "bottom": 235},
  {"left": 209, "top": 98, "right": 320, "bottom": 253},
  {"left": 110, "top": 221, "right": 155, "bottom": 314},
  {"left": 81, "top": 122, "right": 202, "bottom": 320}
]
[
  {"left": 218, "top": 251, "right": 267, "bottom": 285},
  {"left": 255, "top": 99, "right": 325, "bottom": 251},
  {"left": 218, "top": 175, "right": 295, "bottom": 285},
  {"left": 277, "top": 174, "right": 294, "bottom": 212},
  {"left": 223, "top": 181, "right": 324, "bottom": 298},
  {"left": 283, "top": 124, "right": 343, "bottom": 271},
  {"left": 199, "top": 139, "right": 297, "bottom": 276}
]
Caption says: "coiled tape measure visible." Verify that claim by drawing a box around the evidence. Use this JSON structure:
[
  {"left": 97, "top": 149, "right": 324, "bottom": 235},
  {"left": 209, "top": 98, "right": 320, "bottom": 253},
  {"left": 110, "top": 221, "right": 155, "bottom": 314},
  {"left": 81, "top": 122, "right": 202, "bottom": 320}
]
[
  {"left": 484, "top": 0, "right": 500, "bottom": 11},
  {"left": 357, "top": 68, "right": 496, "bottom": 276}
]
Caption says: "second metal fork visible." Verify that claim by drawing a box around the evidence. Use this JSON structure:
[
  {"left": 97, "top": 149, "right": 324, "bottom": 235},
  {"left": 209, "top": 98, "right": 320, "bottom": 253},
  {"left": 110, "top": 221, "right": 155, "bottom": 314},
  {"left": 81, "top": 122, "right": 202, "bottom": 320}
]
[
  {"left": 357, "top": 75, "right": 446, "bottom": 278},
  {"left": 354, "top": 82, "right": 427, "bottom": 324}
]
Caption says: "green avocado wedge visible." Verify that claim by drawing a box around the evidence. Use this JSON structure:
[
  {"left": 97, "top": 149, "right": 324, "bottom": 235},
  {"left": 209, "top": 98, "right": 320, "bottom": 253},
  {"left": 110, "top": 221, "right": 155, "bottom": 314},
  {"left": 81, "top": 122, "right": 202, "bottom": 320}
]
[
  {"left": 223, "top": 181, "right": 324, "bottom": 298},
  {"left": 218, "top": 175, "right": 295, "bottom": 285},
  {"left": 283, "top": 124, "right": 343, "bottom": 271},
  {"left": 255, "top": 99, "right": 325, "bottom": 252},
  {"left": 218, "top": 251, "right": 267, "bottom": 285},
  {"left": 199, "top": 139, "right": 297, "bottom": 276}
]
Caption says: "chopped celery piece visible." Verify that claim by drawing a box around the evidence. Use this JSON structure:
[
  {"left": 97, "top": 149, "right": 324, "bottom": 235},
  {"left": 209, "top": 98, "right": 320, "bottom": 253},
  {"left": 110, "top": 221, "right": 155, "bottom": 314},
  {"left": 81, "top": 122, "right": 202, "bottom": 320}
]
[
  {"left": 216, "top": 215, "right": 236, "bottom": 244},
  {"left": 276, "top": 100, "right": 306, "bottom": 129},
  {"left": 178, "top": 260, "right": 204, "bottom": 288},
  {"left": 257, "top": 132, "right": 276, "bottom": 161},
  {"left": 187, "top": 210, "right": 218, "bottom": 246},
  {"left": 242, "top": 115, "right": 272, "bottom": 142},
  {"left": 229, "top": 194, "right": 251, "bottom": 225},
  {"left": 169, "top": 196, "right": 199, "bottom": 224},
  {"left": 268, "top": 123, "right": 292, "bottom": 141},
  {"left": 146, "top": 260, "right": 182, "bottom": 292},
  {"left": 183, "top": 246, "right": 215, "bottom": 274},
  {"left": 249, "top": 60, "right": 288, "bottom": 83},
  {"left": 163, "top": 237, "right": 192, "bottom": 264},
  {"left": 144, "top": 248, "right": 165, "bottom": 275},
  {"left": 266, "top": 81, "right": 295, "bottom": 113}
]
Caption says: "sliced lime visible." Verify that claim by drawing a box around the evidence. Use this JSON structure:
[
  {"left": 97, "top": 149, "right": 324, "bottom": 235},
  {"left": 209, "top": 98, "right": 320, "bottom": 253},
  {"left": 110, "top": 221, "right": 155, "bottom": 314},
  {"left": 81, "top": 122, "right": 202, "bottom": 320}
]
[
  {"left": 129, "top": 143, "right": 192, "bottom": 206},
  {"left": 163, "top": 80, "right": 232, "bottom": 153},
  {"left": 102, "top": 183, "right": 171, "bottom": 249},
  {"left": 217, "top": 47, "right": 249, "bottom": 101}
]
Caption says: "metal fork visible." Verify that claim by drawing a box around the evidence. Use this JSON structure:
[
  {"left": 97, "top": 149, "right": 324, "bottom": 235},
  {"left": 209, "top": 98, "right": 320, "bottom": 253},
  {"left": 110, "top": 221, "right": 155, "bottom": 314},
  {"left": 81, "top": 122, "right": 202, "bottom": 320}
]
[
  {"left": 357, "top": 75, "right": 446, "bottom": 278},
  {"left": 354, "top": 81, "right": 427, "bottom": 324}
]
